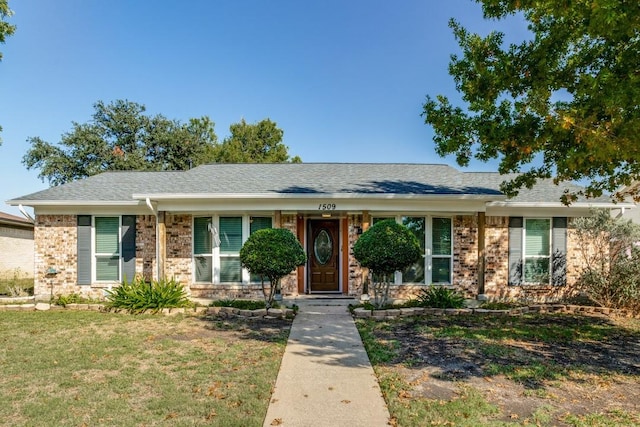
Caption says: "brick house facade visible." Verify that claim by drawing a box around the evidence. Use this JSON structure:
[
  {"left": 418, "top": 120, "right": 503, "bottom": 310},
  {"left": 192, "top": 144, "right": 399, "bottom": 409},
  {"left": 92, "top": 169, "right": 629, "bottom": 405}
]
[{"left": 10, "top": 163, "right": 629, "bottom": 302}]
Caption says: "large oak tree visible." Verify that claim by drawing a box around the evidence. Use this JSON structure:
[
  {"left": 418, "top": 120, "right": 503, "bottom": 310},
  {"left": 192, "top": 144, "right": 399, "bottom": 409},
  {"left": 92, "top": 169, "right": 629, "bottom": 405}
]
[
  {"left": 24, "top": 100, "right": 299, "bottom": 186},
  {"left": 423, "top": 0, "right": 640, "bottom": 203},
  {"left": 214, "top": 118, "right": 301, "bottom": 164},
  {"left": 24, "top": 100, "right": 219, "bottom": 186}
]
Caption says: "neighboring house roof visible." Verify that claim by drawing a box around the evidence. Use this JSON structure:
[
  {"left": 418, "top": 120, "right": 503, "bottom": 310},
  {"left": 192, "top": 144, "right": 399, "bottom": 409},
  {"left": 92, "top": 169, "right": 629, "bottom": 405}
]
[
  {"left": 6, "top": 163, "right": 627, "bottom": 208},
  {"left": 0, "top": 211, "right": 34, "bottom": 229}
]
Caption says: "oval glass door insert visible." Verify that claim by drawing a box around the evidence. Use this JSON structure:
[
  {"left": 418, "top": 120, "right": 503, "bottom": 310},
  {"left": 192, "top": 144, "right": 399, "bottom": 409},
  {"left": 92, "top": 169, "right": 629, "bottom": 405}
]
[{"left": 314, "top": 229, "right": 332, "bottom": 265}]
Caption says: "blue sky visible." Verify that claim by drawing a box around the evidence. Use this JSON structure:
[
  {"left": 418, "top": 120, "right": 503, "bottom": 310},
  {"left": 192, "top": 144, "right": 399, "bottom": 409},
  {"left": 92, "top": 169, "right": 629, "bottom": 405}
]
[{"left": 0, "top": 0, "right": 528, "bottom": 216}]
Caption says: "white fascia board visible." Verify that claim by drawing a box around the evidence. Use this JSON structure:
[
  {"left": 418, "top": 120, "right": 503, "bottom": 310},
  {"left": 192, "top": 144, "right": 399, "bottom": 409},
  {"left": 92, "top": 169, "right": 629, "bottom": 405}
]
[
  {"left": 7, "top": 200, "right": 142, "bottom": 207},
  {"left": 132, "top": 192, "right": 505, "bottom": 201},
  {"left": 486, "top": 201, "right": 635, "bottom": 218},
  {"left": 153, "top": 197, "right": 491, "bottom": 214},
  {"left": 486, "top": 201, "right": 634, "bottom": 209}
]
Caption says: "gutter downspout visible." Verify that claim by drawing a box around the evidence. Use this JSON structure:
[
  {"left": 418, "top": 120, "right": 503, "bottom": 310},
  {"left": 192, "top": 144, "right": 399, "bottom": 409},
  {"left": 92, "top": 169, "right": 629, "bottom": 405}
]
[{"left": 18, "top": 204, "right": 35, "bottom": 223}]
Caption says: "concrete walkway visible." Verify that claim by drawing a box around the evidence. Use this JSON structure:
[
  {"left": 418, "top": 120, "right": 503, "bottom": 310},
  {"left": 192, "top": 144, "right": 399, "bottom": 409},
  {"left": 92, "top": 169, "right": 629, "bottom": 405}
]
[{"left": 263, "top": 297, "right": 391, "bottom": 427}]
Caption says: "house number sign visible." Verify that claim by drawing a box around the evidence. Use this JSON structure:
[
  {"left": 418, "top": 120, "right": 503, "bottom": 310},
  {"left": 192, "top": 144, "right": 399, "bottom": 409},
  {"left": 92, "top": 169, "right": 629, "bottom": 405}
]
[{"left": 318, "top": 203, "right": 337, "bottom": 211}]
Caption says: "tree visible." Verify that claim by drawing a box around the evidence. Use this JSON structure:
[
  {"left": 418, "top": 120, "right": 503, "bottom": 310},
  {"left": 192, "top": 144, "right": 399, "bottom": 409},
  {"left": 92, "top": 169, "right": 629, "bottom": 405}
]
[
  {"left": 572, "top": 210, "right": 640, "bottom": 313},
  {"left": 422, "top": 1, "right": 640, "bottom": 204},
  {"left": 23, "top": 100, "right": 219, "bottom": 186},
  {"left": 0, "top": 0, "right": 16, "bottom": 142},
  {"left": 239, "top": 228, "right": 306, "bottom": 308},
  {"left": 214, "top": 118, "right": 301, "bottom": 163},
  {"left": 353, "top": 219, "right": 422, "bottom": 308}
]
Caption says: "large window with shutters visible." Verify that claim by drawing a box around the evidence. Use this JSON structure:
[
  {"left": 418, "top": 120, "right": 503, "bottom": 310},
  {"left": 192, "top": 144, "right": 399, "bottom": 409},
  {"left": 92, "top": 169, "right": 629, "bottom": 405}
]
[
  {"left": 77, "top": 215, "right": 136, "bottom": 284},
  {"left": 193, "top": 215, "right": 272, "bottom": 284}
]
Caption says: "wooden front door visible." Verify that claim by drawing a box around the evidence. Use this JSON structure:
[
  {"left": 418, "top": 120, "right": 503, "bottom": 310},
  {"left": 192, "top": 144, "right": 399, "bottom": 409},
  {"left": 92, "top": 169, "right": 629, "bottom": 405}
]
[{"left": 308, "top": 220, "right": 340, "bottom": 292}]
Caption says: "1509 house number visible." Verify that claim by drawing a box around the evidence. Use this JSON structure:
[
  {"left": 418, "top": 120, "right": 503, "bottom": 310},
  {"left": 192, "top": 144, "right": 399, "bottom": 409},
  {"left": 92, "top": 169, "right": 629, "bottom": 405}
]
[{"left": 318, "top": 203, "right": 336, "bottom": 211}]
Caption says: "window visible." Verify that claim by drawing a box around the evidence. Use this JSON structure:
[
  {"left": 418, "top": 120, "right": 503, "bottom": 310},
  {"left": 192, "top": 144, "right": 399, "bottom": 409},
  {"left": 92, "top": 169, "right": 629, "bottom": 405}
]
[
  {"left": 431, "top": 218, "right": 452, "bottom": 284},
  {"left": 370, "top": 216, "right": 452, "bottom": 284},
  {"left": 193, "top": 215, "right": 272, "bottom": 284},
  {"left": 194, "top": 217, "right": 213, "bottom": 282},
  {"left": 95, "top": 217, "right": 120, "bottom": 281},
  {"left": 219, "top": 217, "right": 243, "bottom": 282},
  {"left": 77, "top": 215, "right": 136, "bottom": 284},
  {"left": 509, "top": 217, "right": 566, "bottom": 286},
  {"left": 402, "top": 217, "right": 425, "bottom": 283},
  {"left": 523, "top": 218, "right": 551, "bottom": 284}
]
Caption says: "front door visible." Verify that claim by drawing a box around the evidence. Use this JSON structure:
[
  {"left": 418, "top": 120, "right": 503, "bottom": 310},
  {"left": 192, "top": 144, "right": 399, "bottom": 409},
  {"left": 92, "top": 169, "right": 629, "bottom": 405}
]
[{"left": 308, "top": 220, "right": 340, "bottom": 292}]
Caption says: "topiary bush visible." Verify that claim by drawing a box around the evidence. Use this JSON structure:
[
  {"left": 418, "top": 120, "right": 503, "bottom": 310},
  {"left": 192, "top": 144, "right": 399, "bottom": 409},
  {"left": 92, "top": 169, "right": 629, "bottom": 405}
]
[
  {"left": 353, "top": 219, "right": 422, "bottom": 308},
  {"left": 417, "top": 286, "right": 465, "bottom": 309},
  {"left": 240, "top": 228, "right": 306, "bottom": 308},
  {"left": 105, "top": 276, "right": 191, "bottom": 314}
]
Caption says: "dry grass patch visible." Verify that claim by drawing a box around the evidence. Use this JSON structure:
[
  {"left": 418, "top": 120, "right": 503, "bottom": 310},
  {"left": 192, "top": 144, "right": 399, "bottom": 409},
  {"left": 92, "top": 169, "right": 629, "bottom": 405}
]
[
  {"left": 357, "top": 313, "right": 640, "bottom": 426},
  {"left": 0, "top": 311, "right": 290, "bottom": 426}
]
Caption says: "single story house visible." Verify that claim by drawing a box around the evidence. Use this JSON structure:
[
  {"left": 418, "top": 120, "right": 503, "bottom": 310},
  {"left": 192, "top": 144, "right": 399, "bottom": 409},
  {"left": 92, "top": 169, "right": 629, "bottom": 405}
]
[
  {"left": 0, "top": 211, "right": 34, "bottom": 280},
  {"left": 7, "top": 163, "right": 632, "bottom": 301}
]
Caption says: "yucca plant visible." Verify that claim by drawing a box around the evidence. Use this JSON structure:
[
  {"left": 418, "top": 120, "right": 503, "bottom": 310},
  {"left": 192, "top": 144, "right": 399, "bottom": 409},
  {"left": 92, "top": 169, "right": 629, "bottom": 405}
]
[{"left": 105, "top": 276, "right": 191, "bottom": 314}]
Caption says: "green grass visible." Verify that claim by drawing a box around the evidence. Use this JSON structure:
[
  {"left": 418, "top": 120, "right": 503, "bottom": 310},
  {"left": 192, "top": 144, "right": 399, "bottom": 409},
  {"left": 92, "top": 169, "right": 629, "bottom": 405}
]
[
  {"left": 0, "top": 311, "right": 289, "bottom": 426},
  {"left": 357, "top": 314, "right": 640, "bottom": 427}
]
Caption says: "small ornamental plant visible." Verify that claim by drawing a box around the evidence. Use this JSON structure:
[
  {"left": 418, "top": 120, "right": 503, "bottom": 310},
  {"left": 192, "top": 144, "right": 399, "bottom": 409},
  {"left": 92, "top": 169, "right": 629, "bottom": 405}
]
[
  {"left": 240, "top": 228, "right": 307, "bottom": 308},
  {"left": 105, "top": 276, "right": 191, "bottom": 314},
  {"left": 353, "top": 219, "right": 422, "bottom": 308}
]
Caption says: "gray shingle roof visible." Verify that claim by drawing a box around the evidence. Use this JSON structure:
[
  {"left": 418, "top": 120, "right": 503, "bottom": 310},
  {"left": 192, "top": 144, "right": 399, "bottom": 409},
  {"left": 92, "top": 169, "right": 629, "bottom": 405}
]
[{"left": 7, "top": 163, "right": 613, "bottom": 205}]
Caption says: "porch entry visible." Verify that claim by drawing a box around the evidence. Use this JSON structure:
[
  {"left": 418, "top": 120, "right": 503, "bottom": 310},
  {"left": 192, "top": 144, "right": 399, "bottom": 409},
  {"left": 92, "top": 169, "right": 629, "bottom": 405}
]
[{"left": 308, "top": 219, "right": 340, "bottom": 293}]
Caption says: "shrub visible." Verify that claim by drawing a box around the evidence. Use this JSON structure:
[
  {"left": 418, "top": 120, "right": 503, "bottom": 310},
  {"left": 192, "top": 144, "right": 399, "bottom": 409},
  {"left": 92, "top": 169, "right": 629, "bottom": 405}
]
[
  {"left": 240, "top": 228, "right": 306, "bottom": 308},
  {"left": 417, "top": 286, "right": 465, "bottom": 309},
  {"left": 0, "top": 268, "right": 34, "bottom": 297},
  {"left": 573, "top": 209, "right": 640, "bottom": 313},
  {"left": 353, "top": 219, "right": 422, "bottom": 308},
  {"left": 210, "top": 299, "right": 268, "bottom": 310},
  {"left": 105, "top": 277, "right": 191, "bottom": 313},
  {"left": 52, "top": 293, "right": 101, "bottom": 307}
]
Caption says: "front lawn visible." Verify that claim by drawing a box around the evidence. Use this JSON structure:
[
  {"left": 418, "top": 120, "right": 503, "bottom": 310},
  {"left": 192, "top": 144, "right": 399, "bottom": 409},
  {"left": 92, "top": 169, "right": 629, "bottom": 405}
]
[
  {"left": 0, "top": 311, "right": 290, "bottom": 426},
  {"left": 357, "top": 313, "right": 640, "bottom": 427}
]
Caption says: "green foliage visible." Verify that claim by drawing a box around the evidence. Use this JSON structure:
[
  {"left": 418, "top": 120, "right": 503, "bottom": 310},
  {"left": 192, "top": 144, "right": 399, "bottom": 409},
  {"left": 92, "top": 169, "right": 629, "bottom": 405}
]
[
  {"left": 573, "top": 209, "right": 640, "bottom": 313},
  {"left": 0, "top": 0, "right": 15, "bottom": 62},
  {"left": 423, "top": 1, "right": 640, "bottom": 203},
  {"left": 0, "top": 268, "right": 33, "bottom": 296},
  {"left": 210, "top": 299, "right": 268, "bottom": 310},
  {"left": 214, "top": 118, "right": 301, "bottom": 163},
  {"left": 23, "top": 100, "right": 218, "bottom": 186},
  {"left": 240, "top": 228, "right": 306, "bottom": 308},
  {"left": 104, "top": 276, "right": 191, "bottom": 313},
  {"left": 52, "top": 293, "right": 101, "bottom": 307},
  {"left": 417, "top": 286, "right": 465, "bottom": 309},
  {"left": 0, "top": 0, "right": 15, "bottom": 141},
  {"left": 353, "top": 219, "right": 422, "bottom": 308}
]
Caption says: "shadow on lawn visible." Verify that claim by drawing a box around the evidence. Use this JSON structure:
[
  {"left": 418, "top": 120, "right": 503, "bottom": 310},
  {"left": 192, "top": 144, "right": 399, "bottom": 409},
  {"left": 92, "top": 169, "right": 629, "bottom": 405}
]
[{"left": 363, "top": 314, "right": 640, "bottom": 389}]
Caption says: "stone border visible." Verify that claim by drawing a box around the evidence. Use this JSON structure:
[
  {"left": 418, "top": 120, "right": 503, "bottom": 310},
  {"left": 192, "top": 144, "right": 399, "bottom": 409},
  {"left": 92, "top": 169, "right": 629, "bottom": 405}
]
[
  {"left": 0, "top": 303, "right": 296, "bottom": 319},
  {"left": 205, "top": 306, "right": 296, "bottom": 320},
  {"left": 352, "top": 304, "right": 639, "bottom": 320}
]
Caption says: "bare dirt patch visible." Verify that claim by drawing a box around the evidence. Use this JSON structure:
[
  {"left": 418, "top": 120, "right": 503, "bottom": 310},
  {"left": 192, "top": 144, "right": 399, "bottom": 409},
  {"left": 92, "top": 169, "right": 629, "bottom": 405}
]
[{"left": 370, "top": 314, "right": 640, "bottom": 425}]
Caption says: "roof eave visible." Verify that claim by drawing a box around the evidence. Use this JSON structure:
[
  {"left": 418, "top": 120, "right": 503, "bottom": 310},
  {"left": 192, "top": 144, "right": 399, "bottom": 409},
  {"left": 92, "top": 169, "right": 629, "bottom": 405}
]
[
  {"left": 132, "top": 192, "right": 507, "bottom": 201},
  {"left": 486, "top": 201, "right": 634, "bottom": 209}
]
